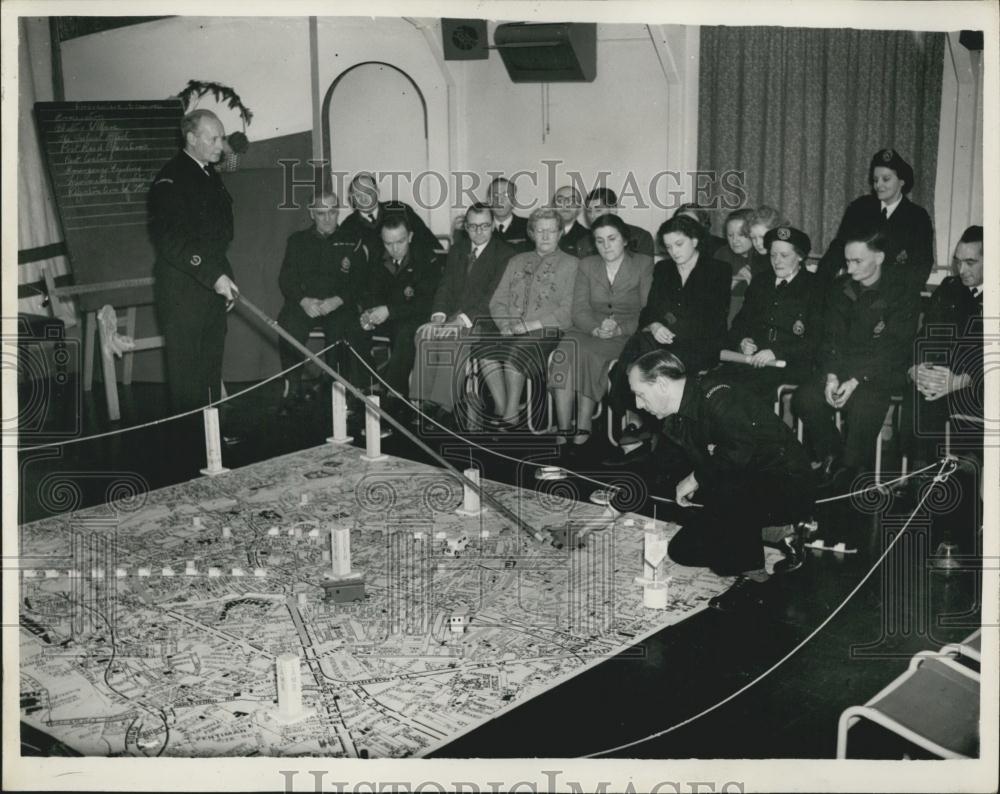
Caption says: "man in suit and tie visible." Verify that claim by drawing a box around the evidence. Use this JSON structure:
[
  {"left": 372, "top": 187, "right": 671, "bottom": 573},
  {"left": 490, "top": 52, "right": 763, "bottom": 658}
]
[
  {"left": 349, "top": 213, "right": 441, "bottom": 402},
  {"left": 339, "top": 171, "right": 439, "bottom": 265},
  {"left": 411, "top": 202, "right": 516, "bottom": 419},
  {"left": 903, "top": 225, "right": 984, "bottom": 468},
  {"left": 553, "top": 185, "right": 589, "bottom": 257},
  {"left": 576, "top": 187, "right": 655, "bottom": 258}
]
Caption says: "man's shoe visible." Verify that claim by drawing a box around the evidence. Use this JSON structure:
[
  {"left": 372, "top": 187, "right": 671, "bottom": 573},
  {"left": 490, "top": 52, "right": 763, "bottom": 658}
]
[
  {"left": 772, "top": 531, "right": 806, "bottom": 575},
  {"left": 618, "top": 423, "right": 652, "bottom": 447},
  {"left": 602, "top": 441, "right": 651, "bottom": 467},
  {"left": 708, "top": 577, "right": 767, "bottom": 612}
]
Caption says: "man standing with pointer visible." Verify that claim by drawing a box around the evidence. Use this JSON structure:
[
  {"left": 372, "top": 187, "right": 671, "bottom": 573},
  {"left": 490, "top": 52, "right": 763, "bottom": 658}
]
[{"left": 150, "top": 109, "right": 240, "bottom": 417}]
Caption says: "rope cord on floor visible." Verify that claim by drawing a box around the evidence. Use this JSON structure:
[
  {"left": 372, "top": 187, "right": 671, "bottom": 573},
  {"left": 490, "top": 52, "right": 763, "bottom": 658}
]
[
  {"left": 581, "top": 455, "right": 960, "bottom": 758},
  {"left": 18, "top": 341, "right": 338, "bottom": 453}
]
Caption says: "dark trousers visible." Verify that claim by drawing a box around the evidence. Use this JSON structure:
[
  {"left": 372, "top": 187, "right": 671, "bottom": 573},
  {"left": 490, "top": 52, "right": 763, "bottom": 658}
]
[
  {"left": 276, "top": 302, "right": 357, "bottom": 389},
  {"left": 348, "top": 318, "right": 422, "bottom": 395},
  {"left": 902, "top": 384, "right": 983, "bottom": 464},
  {"left": 156, "top": 275, "right": 227, "bottom": 413},
  {"left": 793, "top": 378, "right": 895, "bottom": 469},
  {"left": 668, "top": 469, "right": 816, "bottom": 575}
]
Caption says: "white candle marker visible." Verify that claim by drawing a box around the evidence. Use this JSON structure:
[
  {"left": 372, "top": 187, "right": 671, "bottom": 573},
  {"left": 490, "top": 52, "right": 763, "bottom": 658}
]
[
  {"left": 200, "top": 407, "right": 230, "bottom": 476},
  {"left": 327, "top": 381, "right": 354, "bottom": 444},
  {"left": 360, "top": 396, "right": 387, "bottom": 462}
]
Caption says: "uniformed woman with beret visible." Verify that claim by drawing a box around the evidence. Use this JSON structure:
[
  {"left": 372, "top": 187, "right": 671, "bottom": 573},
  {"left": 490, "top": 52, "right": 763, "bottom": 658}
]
[
  {"left": 720, "top": 225, "right": 823, "bottom": 406},
  {"left": 817, "top": 148, "right": 934, "bottom": 294}
]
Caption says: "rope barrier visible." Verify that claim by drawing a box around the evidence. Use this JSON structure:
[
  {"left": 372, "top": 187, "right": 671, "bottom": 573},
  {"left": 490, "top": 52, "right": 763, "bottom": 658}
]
[
  {"left": 582, "top": 456, "right": 960, "bottom": 758},
  {"left": 18, "top": 341, "right": 339, "bottom": 453}
]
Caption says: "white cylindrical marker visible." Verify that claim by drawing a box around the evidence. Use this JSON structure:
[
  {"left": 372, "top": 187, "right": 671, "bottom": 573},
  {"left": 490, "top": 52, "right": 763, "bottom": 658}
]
[
  {"left": 200, "top": 407, "right": 230, "bottom": 476},
  {"left": 222, "top": 526, "right": 232, "bottom": 539},
  {"left": 457, "top": 468, "right": 483, "bottom": 516},
  {"left": 643, "top": 581, "right": 669, "bottom": 609},
  {"left": 327, "top": 381, "right": 353, "bottom": 444},
  {"left": 330, "top": 526, "right": 351, "bottom": 579},
  {"left": 360, "top": 396, "right": 386, "bottom": 461}
]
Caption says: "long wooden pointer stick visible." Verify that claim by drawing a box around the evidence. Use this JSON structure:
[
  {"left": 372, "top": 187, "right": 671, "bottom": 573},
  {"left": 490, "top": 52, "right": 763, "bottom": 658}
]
[{"left": 237, "top": 294, "right": 548, "bottom": 543}]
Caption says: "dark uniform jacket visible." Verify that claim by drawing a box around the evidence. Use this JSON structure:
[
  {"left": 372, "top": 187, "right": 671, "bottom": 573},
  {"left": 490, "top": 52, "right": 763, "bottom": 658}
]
[
  {"left": 358, "top": 245, "right": 441, "bottom": 324},
  {"left": 914, "top": 276, "right": 984, "bottom": 408},
  {"left": 339, "top": 201, "right": 439, "bottom": 266},
  {"left": 494, "top": 214, "right": 531, "bottom": 250},
  {"left": 638, "top": 255, "right": 732, "bottom": 373},
  {"left": 149, "top": 152, "right": 234, "bottom": 290},
  {"left": 820, "top": 271, "right": 920, "bottom": 391},
  {"left": 278, "top": 225, "right": 367, "bottom": 308},
  {"left": 575, "top": 222, "right": 655, "bottom": 259},
  {"left": 559, "top": 221, "right": 590, "bottom": 258},
  {"left": 818, "top": 194, "right": 934, "bottom": 291},
  {"left": 729, "top": 269, "right": 824, "bottom": 374},
  {"left": 432, "top": 235, "right": 515, "bottom": 324},
  {"left": 662, "top": 376, "right": 814, "bottom": 491}
]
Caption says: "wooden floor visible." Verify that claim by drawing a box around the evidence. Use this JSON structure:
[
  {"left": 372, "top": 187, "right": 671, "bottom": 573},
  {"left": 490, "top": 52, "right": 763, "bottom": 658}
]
[{"left": 17, "top": 375, "right": 983, "bottom": 759}]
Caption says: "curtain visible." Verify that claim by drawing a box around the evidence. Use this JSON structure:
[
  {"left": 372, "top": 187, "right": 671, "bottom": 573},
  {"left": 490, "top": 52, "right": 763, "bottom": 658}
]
[
  {"left": 18, "top": 17, "right": 77, "bottom": 326},
  {"left": 698, "top": 26, "right": 945, "bottom": 255}
]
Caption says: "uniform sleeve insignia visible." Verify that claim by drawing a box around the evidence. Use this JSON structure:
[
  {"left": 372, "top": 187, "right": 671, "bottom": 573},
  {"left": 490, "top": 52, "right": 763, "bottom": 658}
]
[
  {"left": 777, "top": 227, "right": 791, "bottom": 241},
  {"left": 154, "top": 178, "right": 174, "bottom": 185},
  {"left": 873, "top": 319, "right": 886, "bottom": 337},
  {"left": 190, "top": 254, "right": 202, "bottom": 267},
  {"left": 403, "top": 286, "right": 415, "bottom": 299},
  {"left": 793, "top": 319, "right": 805, "bottom": 336},
  {"left": 341, "top": 257, "right": 352, "bottom": 273},
  {"left": 896, "top": 249, "right": 909, "bottom": 264}
]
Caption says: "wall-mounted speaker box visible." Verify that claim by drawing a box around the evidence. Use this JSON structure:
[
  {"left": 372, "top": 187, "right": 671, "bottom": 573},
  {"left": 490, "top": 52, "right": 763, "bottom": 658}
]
[
  {"left": 494, "top": 22, "right": 597, "bottom": 82},
  {"left": 442, "top": 19, "right": 489, "bottom": 60}
]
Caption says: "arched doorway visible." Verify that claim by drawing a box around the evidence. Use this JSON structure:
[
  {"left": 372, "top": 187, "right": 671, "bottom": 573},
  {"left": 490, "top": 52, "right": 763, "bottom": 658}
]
[{"left": 322, "top": 62, "right": 430, "bottom": 222}]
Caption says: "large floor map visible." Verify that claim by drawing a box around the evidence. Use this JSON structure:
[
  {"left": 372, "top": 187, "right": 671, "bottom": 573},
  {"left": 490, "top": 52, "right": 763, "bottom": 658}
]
[{"left": 18, "top": 443, "right": 759, "bottom": 757}]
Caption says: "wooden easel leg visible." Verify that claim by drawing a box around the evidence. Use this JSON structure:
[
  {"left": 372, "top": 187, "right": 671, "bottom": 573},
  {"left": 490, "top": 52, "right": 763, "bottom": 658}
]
[
  {"left": 122, "top": 307, "right": 137, "bottom": 385},
  {"left": 101, "top": 345, "right": 121, "bottom": 422},
  {"left": 83, "top": 311, "right": 96, "bottom": 392}
]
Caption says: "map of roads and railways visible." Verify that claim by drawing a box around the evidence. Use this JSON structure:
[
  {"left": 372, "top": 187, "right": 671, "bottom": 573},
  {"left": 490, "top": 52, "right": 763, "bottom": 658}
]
[{"left": 18, "top": 443, "right": 767, "bottom": 757}]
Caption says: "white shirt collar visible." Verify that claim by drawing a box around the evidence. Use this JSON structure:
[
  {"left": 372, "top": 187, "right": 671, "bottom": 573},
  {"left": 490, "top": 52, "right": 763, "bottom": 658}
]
[
  {"left": 472, "top": 242, "right": 486, "bottom": 258},
  {"left": 881, "top": 195, "right": 903, "bottom": 218},
  {"left": 776, "top": 269, "right": 800, "bottom": 287},
  {"left": 495, "top": 217, "right": 509, "bottom": 233},
  {"left": 184, "top": 150, "right": 210, "bottom": 172}
]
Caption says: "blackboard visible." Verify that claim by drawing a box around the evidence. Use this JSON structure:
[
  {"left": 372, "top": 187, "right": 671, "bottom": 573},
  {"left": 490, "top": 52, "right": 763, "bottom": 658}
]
[{"left": 34, "top": 100, "right": 184, "bottom": 311}]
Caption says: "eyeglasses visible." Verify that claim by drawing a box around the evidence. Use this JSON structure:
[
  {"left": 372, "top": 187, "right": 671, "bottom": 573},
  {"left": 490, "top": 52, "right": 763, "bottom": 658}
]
[{"left": 466, "top": 222, "right": 492, "bottom": 233}]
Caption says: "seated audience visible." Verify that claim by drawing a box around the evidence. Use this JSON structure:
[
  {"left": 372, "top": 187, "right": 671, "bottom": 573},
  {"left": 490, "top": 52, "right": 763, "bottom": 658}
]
[
  {"left": 552, "top": 185, "right": 590, "bottom": 257},
  {"left": 816, "top": 148, "right": 934, "bottom": 293},
  {"left": 550, "top": 214, "right": 654, "bottom": 454},
  {"left": 410, "top": 203, "right": 515, "bottom": 420},
  {"left": 483, "top": 208, "right": 579, "bottom": 426},
  {"left": 719, "top": 225, "right": 823, "bottom": 406},
  {"left": 340, "top": 171, "right": 439, "bottom": 265},
  {"left": 576, "top": 187, "right": 655, "bottom": 258},
  {"left": 607, "top": 214, "right": 730, "bottom": 458},
  {"left": 349, "top": 213, "right": 441, "bottom": 401},
  {"left": 902, "top": 225, "right": 984, "bottom": 468},
  {"left": 276, "top": 191, "right": 366, "bottom": 415},
  {"left": 794, "top": 226, "right": 920, "bottom": 488}
]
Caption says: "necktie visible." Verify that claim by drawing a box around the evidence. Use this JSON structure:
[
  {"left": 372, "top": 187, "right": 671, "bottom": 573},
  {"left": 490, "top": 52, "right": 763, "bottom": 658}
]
[
  {"left": 776, "top": 279, "right": 787, "bottom": 290},
  {"left": 365, "top": 213, "right": 375, "bottom": 225},
  {"left": 468, "top": 248, "right": 479, "bottom": 271},
  {"left": 880, "top": 207, "right": 888, "bottom": 221}
]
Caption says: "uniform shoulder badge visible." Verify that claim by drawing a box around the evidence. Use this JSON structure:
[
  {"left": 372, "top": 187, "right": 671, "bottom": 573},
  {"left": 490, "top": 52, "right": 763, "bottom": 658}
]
[
  {"left": 403, "top": 286, "right": 415, "bottom": 299},
  {"left": 873, "top": 319, "right": 886, "bottom": 337},
  {"left": 190, "top": 254, "right": 202, "bottom": 267},
  {"left": 792, "top": 319, "right": 805, "bottom": 336},
  {"left": 340, "top": 257, "right": 351, "bottom": 273}
]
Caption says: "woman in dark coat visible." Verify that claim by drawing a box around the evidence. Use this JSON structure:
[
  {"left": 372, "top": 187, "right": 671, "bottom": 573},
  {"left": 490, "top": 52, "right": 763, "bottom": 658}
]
[
  {"left": 817, "top": 148, "right": 934, "bottom": 294},
  {"left": 608, "top": 214, "right": 731, "bottom": 443},
  {"left": 718, "top": 225, "right": 824, "bottom": 407}
]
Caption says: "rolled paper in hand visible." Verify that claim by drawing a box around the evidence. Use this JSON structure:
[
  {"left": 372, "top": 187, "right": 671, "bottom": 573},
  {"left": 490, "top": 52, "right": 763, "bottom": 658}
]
[{"left": 719, "top": 349, "right": 786, "bottom": 368}]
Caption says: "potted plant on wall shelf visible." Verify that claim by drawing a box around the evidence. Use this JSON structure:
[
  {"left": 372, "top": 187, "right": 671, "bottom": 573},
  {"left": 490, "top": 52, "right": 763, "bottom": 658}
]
[{"left": 174, "top": 80, "right": 253, "bottom": 171}]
